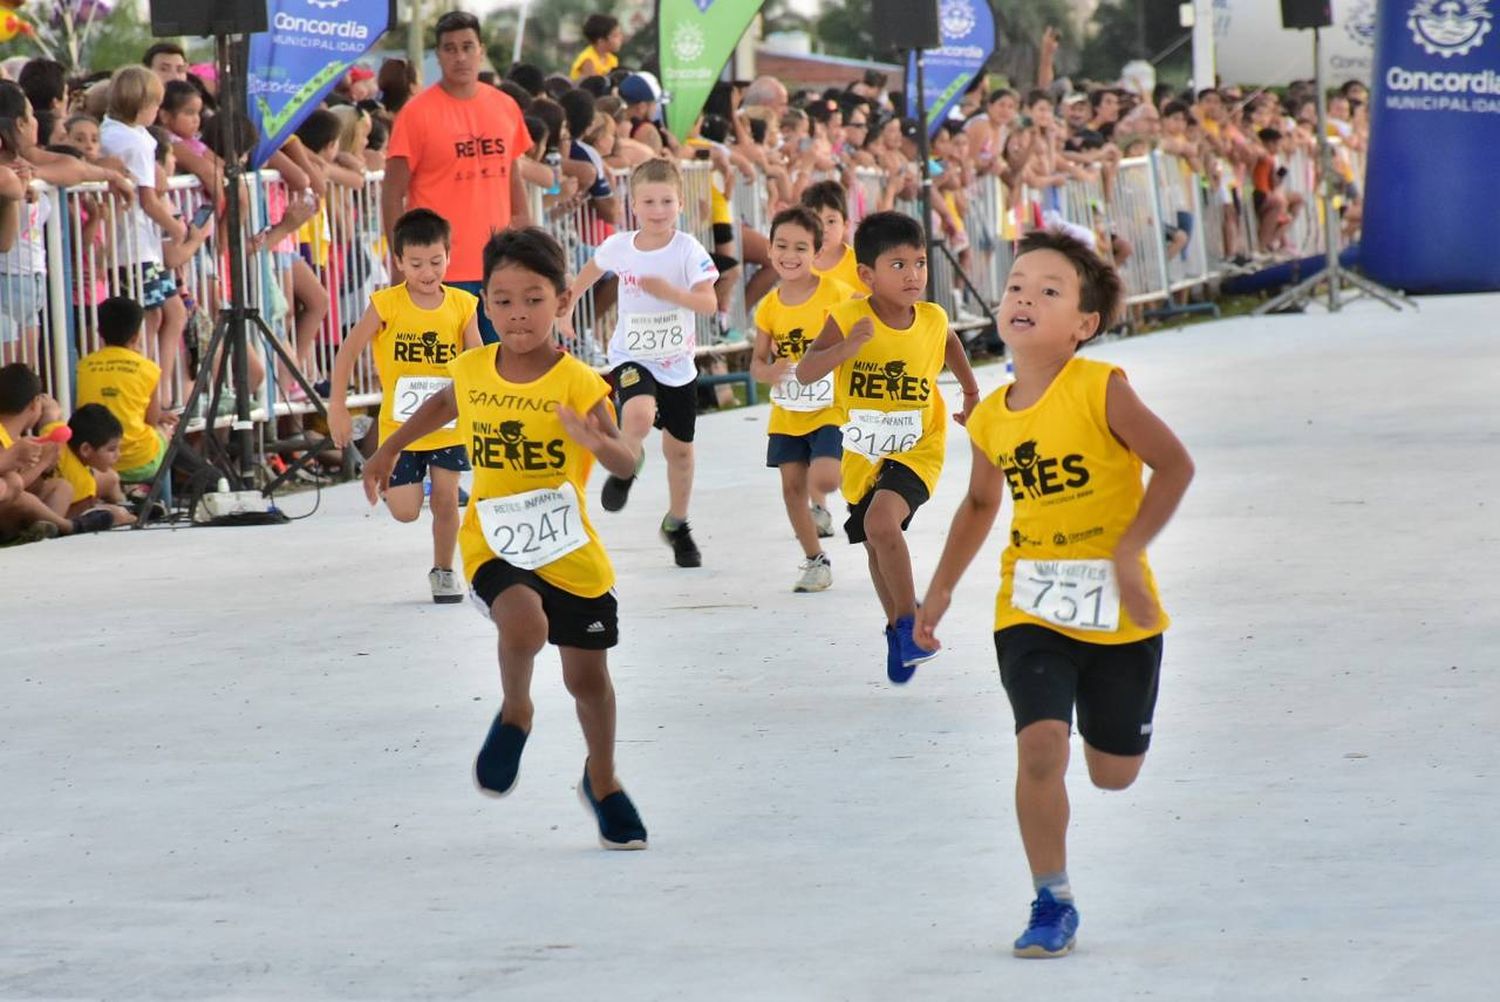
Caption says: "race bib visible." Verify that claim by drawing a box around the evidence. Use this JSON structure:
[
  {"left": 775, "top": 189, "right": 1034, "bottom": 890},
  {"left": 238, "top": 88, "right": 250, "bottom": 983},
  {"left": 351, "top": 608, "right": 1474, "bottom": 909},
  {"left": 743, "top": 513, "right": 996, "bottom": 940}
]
[
  {"left": 842, "top": 408, "right": 921, "bottom": 462},
  {"left": 770, "top": 372, "right": 834, "bottom": 412},
  {"left": 392, "top": 376, "right": 456, "bottom": 430},
  {"left": 622, "top": 308, "right": 694, "bottom": 362},
  {"left": 475, "top": 482, "right": 589, "bottom": 570},
  {"left": 1010, "top": 559, "right": 1120, "bottom": 633}
]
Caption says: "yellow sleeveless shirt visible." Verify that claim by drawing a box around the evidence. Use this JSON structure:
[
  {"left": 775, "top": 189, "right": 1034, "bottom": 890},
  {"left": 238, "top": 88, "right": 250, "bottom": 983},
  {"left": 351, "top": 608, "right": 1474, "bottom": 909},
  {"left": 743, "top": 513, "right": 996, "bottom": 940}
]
[
  {"left": 371, "top": 283, "right": 477, "bottom": 453},
  {"left": 828, "top": 298, "right": 949, "bottom": 502},
  {"left": 570, "top": 46, "right": 618, "bottom": 81},
  {"left": 451, "top": 346, "right": 616, "bottom": 598},
  {"left": 965, "top": 356, "right": 1167, "bottom": 644}
]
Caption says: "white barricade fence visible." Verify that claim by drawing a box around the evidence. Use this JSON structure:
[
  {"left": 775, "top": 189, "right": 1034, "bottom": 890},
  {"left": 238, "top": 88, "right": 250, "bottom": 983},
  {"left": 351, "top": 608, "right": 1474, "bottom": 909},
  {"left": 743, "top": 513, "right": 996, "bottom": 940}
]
[{"left": 11, "top": 149, "right": 1366, "bottom": 431}]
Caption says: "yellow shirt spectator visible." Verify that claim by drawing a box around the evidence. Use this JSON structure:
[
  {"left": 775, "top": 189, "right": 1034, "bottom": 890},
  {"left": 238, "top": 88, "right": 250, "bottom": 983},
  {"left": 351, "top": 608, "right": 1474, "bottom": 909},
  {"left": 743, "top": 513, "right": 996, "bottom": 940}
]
[{"left": 75, "top": 345, "right": 161, "bottom": 471}]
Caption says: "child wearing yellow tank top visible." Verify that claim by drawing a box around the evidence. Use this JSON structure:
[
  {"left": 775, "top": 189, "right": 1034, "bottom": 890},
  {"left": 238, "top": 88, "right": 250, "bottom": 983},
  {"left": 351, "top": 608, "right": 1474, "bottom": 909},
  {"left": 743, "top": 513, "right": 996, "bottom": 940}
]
[
  {"left": 916, "top": 231, "right": 1195, "bottom": 960},
  {"left": 802, "top": 180, "right": 870, "bottom": 296},
  {"left": 797, "top": 210, "right": 980, "bottom": 682},
  {"left": 328, "top": 209, "right": 482, "bottom": 604},
  {"left": 748, "top": 206, "right": 852, "bottom": 593},
  {"left": 361, "top": 228, "right": 649, "bottom": 850}
]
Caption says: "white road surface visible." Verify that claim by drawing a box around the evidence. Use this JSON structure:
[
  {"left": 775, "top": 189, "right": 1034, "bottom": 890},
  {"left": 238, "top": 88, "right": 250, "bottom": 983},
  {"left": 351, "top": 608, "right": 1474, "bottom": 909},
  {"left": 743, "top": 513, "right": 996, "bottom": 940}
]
[{"left": 4, "top": 295, "right": 1498, "bottom": 999}]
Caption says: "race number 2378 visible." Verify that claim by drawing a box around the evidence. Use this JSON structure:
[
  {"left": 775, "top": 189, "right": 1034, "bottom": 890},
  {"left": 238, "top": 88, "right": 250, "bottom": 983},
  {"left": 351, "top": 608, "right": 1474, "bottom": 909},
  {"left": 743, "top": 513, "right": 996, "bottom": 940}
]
[
  {"left": 392, "top": 376, "right": 456, "bottom": 430},
  {"left": 842, "top": 408, "right": 921, "bottom": 462},
  {"left": 476, "top": 482, "right": 589, "bottom": 570},
  {"left": 623, "top": 309, "right": 695, "bottom": 362},
  {"left": 1010, "top": 559, "right": 1120, "bottom": 632}
]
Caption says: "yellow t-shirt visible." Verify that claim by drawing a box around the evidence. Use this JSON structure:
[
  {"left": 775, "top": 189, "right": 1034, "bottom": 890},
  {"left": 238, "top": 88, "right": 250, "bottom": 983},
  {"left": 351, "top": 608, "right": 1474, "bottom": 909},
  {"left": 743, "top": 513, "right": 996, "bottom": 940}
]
[
  {"left": 753, "top": 275, "right": 852, "bottom": 437},
  {"left": 570, "top": 46, "right": 619, "bottom": 81},
  {"left": 965, "top": 356, "right": 1167, "bottom": 644},
  {"left": 371, "top": 283, "right": 478, "bottom": 453},
  {"left": 453, "top": 345, "right": 616, "bottom": 598},
  {"left": 75, "top": 345, "right": 161, "bottom": 471},
  {"left": 42, "top": 421, "right": 96, "bottom": 505},
  {"left": 827, "top": 298, "right": 949, "bottom": 502},
  {"left": 813, "top": 244, "right": 868, "bottom": 296}
]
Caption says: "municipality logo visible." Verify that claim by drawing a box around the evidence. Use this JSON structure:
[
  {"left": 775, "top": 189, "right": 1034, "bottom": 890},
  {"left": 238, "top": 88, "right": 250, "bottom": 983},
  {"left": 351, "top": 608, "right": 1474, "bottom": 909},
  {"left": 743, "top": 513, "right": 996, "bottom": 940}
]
[
  {"left": 304, "top": 0, "right": 348, "bottom": 10},
  {"left": 940, "top": 0, "right": 977, "bottom": 40},
  {"left": 1345, "top": 0, "right": 1377, "bottom": 48},
  {"left": 1408, "top": 0, "right": 1492, "bottom": 58},
  {"left": 672, "top": 20, "right": 706, "bottom": 63}
]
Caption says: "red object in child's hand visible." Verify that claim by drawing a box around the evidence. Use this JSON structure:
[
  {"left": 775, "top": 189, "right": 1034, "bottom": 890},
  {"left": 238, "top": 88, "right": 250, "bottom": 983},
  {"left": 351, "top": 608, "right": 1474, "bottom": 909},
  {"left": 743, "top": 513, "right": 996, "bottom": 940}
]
[{"left": 40, "top": 425, "right": 72, "bottom": 444}]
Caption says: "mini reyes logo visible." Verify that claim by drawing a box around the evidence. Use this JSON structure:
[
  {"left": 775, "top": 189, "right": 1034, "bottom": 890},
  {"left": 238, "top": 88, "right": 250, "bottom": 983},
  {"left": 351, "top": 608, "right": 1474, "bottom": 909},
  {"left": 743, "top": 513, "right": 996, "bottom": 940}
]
[
  {"left": 940, "top": 0, "right": 977, "bottom": 40},
  {"left": 672, "top": 21, "right": 706, "bottom": 63},
  {"left": 1408, "top": 1, "right": 1492, "bottom": 58}
]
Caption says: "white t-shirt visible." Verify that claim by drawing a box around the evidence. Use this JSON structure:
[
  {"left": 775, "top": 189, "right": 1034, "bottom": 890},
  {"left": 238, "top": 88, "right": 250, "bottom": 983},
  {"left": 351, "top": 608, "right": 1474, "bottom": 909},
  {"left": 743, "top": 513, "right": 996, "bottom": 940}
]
[
  {"left": 0, "top": 191, "right": 51, "bottom": 275},
  {"left": 594, "top": 229, "right": 718, "bottom": 387},
  {"left": 99, "top": 117, "right": 164, "bottom": 266}
]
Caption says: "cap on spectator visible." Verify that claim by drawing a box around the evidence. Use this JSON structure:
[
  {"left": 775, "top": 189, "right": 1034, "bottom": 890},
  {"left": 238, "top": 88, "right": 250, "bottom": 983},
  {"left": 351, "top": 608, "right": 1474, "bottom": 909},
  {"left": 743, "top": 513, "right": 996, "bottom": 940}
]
[
  {"left": 189, "top": 63, "right": 217, "bottom": 85},
  {"left": 349, "top": 66, "right": 375, "bottom": 83},
  {"left": 1061, "top": 92, "right": 1087, "bottom": 106},
  {"left": 618, "top": 72, "right": 661, "bottom": 106}
]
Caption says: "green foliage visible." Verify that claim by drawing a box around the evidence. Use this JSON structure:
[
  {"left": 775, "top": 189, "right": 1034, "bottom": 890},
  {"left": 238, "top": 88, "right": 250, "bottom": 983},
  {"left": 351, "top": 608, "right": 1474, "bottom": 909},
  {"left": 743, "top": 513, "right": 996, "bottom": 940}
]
[
  {"left": 1078, "top": 0, "right": 1190, "bottom": 86},
  {"left": 1, "top": 2, "right": 157, "bottom": 74}
]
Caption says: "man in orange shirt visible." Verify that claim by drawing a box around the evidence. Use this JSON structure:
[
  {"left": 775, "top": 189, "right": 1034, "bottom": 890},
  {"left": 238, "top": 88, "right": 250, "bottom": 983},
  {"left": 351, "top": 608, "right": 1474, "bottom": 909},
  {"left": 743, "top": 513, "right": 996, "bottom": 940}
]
[{"left": 382, "top": 10, "right": 532, "bottom": 342}]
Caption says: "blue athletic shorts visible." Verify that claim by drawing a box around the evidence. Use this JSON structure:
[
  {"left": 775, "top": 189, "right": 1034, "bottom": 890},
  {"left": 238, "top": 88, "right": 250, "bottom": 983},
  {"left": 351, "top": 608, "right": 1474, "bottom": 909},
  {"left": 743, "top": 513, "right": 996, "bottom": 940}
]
[
  {"left": 389, "top": 444, "right": 470, "bottom": 487},
  {"left": 766, "top": 425, "right": 843, "bottom": 468}
]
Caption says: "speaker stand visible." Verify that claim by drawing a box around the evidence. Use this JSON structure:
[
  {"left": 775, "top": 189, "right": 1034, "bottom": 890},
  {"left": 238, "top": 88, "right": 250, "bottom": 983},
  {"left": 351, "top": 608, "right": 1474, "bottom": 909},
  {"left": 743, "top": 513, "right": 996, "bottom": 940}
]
[{"left": 1254, "top": 25, "right": 1413, "bottom": 316}]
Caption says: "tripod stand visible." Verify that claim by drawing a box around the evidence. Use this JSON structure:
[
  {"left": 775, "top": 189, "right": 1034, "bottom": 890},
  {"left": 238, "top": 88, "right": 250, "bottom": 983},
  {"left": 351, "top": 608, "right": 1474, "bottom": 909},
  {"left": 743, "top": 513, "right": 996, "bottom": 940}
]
[
  {"left": 135, "top": 32, "right": 335, "bottom": 525},
  {"left": 903, "top": 47, "right": 998, "bottom": 321},
  {"left": 1254, "top": 25, "right": 1412, "bottom": 316}
]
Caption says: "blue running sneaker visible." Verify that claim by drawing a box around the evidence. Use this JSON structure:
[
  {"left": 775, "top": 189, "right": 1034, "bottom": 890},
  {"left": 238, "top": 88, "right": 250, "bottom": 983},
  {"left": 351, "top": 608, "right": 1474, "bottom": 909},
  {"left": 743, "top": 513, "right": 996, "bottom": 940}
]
[
  {"left": 884, "top": 624, "right": 902, "bottom": 681},
  {"left": 578, "top": 766, "right": 648, "bottom": 850},
  {"left": 893, "top": 614, "right": 937, "bottom": 678},
  {"left": 1013, "top": 887, "right": 1079, "bottom": 958},
  {"left": 474, "top": 716, "right": 528, "bottom": 797}
]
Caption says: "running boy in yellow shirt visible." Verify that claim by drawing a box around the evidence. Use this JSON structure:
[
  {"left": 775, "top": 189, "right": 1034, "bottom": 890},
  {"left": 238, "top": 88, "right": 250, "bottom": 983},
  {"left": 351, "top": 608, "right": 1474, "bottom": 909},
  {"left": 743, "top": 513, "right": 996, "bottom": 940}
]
[
  {"left": 797, "top": 210, "right": 980, "bottom": 681},
  {"left": 362, "top": 228, "right": 648, "bottom": 850},
  {"left": 802, "top": 180, "right": 869, "bottom": 296},
  {"left": 749, "top": 205, "right": 851, "bottom": 593},
  {"left": 329, "top": 208, "right": 482, "bottom": 604},
  {"left": 916, "top": 231, "right": 1194, "bottom": 958}
]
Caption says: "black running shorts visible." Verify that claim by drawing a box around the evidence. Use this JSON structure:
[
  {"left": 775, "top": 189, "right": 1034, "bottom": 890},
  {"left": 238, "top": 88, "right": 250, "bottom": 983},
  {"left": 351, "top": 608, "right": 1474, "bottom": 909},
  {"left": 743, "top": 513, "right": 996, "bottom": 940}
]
[{"left": 995, "top": 623, "right": 1163, "bottom": 756}]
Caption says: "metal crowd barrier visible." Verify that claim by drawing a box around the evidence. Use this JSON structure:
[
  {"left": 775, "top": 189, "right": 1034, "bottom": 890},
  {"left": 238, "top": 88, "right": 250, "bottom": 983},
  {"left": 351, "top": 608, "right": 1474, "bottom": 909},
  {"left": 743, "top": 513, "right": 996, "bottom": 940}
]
[{"left": 7, "top": 146, "right": 1365, "bottom": 435}]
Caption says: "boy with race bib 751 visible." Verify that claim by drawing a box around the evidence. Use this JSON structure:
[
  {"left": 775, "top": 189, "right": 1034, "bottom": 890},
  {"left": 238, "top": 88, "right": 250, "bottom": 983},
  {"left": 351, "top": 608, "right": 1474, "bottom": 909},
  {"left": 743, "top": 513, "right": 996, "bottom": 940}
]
[
  {"left": 329, "top": 208, "right": 482, "bottom": 604},
  {"left": 561, "top": 159, "right": 719, "bottom": 568},
  {"left": 916, "top": 231, "right": 1194, "bottom": 957}
]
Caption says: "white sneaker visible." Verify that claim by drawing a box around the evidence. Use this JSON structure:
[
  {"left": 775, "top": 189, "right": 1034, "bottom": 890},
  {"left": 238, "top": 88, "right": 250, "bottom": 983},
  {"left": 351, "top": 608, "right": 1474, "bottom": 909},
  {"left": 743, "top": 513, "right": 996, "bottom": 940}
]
[
  {"left": 429, "top": 567, "right": 464, "bottom": 604},
  {"left": 810, "top": 503, "right": 834, "bottom": 538},
  {"left": 793, "top": 553, "right": 832, "bottom": 593}
]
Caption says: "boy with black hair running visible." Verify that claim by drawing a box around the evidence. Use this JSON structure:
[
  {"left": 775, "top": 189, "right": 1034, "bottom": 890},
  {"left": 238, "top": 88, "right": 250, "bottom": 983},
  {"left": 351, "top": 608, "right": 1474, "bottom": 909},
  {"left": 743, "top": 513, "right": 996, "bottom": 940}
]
[
  {"left": 797, "top": 210, "right": 980, "bottom": 681},
  {"left": 916, "top": 231, "right": 1194, "bottom": 956},
  {"left": 363, "top": 228, "right": 649, "bottom": 850},
  {"left": 561, "top": 158, "right": 719, "bottom": 568},
  {"left": 748, "top": 205, "right": 852, "bottom": 592}
]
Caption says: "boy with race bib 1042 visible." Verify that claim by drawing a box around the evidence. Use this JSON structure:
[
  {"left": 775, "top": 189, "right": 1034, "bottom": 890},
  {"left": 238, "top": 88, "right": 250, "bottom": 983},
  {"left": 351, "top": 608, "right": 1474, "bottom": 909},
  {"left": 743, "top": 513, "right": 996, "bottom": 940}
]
[
  {"left": 329, "top": 208, "right": 482, "bottom": 604},
  {"left": 362, "top": 228, "right": 649, "bottom": 850},
  {"left": 796, "top": 210, "right": 981, "bottom": 682},
  {"left": 561, "top": 158, "right": 719, "bottom": 568},
  {"left": 916, "top": 231, "right": 1194, "bottom": 958},
  {"left": 748, "top": 205, "right": 852, "bottom": 593}
]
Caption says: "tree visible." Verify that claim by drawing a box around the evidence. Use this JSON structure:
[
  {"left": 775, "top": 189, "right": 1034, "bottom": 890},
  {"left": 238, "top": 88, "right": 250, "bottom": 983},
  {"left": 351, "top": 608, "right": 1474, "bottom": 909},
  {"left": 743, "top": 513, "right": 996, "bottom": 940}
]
[{"left": 1078, "top": 0, "right": 1190, "bottom": 86}]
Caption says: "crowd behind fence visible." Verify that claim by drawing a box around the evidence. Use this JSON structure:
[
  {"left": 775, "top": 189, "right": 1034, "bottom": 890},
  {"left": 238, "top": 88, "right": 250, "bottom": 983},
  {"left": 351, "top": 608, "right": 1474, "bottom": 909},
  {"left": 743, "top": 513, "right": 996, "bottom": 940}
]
[{"left": 5, "top": 146, "right": 1361, "bottom": 427}]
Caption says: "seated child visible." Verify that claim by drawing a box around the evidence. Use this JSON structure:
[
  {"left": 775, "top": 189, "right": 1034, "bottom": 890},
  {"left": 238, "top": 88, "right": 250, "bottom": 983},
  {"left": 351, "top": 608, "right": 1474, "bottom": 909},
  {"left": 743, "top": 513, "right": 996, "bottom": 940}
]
[
  {"left": 0, "top": 363, "right": 113, "bottom": 539},
  {"left": 75, "top": 296, "right": 176, "bottom": 485}
]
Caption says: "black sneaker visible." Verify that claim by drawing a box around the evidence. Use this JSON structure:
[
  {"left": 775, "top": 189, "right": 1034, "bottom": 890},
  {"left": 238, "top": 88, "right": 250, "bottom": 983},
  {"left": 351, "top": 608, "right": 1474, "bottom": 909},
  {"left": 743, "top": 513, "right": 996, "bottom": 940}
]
[
  {"left": 70, "top": 508, "right": 114, "bottom": 534},
  {"left": 660, "top": 516, "right": 701, "bottom": 568},
  {"left": 474, "top": 715, "right": 528, "bottom": 797},
  {"left": 578, "top": 766, "right": 648, "bottom": 850},
  {"left": 600, "top": 473, "right": 635, "bottom": 512}
]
